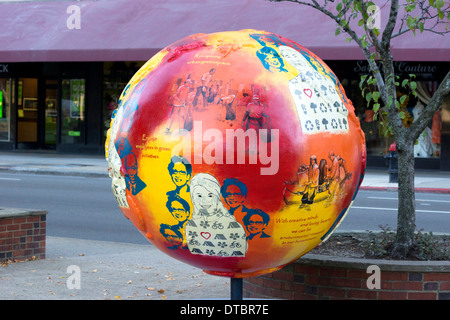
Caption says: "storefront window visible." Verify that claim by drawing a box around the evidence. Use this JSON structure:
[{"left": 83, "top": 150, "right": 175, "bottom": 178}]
[
  {"left": 17, "top": 78, "right": 38, "bottom": 144},
  {"left": 61, "top": 79, "right": 86, "bottom": 144},
  {"left": 344, "top": 78, "right": 441, "bottom": 159},
  {"left": 102, "top": 61, "right": 144, "bottom": 143},
  {"left": 0, "top": 78, "right": 13, "bottom": 141},
  {"left": 45, "top": 79, "right": 58, "bottom": 147},
  {"left": 412, "top": 81, "right": 441, "bottom": 158}
]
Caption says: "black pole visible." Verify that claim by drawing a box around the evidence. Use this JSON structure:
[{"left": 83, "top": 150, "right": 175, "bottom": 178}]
[{"left": 230, "top": 278, "right": 243, "bottom": 300}]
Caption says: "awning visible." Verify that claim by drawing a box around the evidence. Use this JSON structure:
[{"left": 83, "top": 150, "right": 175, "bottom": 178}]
[{"left": 0, "top": 0, "right": 448, "bottom": 63}]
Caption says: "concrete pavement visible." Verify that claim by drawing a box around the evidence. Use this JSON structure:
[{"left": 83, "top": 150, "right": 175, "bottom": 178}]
[{"left": 0, "top": 150, "right": 449, "bottom": 300}]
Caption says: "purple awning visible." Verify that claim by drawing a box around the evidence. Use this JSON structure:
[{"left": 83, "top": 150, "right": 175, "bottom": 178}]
[{"left": 0, "top": 0, "right": 448, "bottom": 63}]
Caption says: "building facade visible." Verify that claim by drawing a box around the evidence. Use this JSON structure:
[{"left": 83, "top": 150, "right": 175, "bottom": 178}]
[{"left": 0, "top": 0, "right": 449, "bottom": 169}]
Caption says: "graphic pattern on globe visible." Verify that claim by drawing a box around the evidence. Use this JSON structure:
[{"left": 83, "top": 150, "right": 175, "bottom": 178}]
[{"left": 105, "top": 30, "right": 366, "bottom": 278}]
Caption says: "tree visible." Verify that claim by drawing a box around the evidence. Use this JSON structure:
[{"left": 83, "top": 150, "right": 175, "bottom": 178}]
[{"left": 270, "top": 0, "right": 450, "bottom": 258}]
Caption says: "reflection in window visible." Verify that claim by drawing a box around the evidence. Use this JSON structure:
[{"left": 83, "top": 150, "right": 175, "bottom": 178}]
[
  {"left": 61, "top": 79, "right": 86, "bottom": 144},
  {"left": 346, "top": 79, "right": 441, "bottom": 159},
  {"left": 0, "top": 78, "right": 14, "bottom": 142}
]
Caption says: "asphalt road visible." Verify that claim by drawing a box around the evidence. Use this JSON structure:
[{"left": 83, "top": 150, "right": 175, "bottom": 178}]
[
  {"left": 0, "top": 172, "right": 148, "bottom": 245},
  {"left": 0, "top": 172, "right": 449, "bottom": 245}
]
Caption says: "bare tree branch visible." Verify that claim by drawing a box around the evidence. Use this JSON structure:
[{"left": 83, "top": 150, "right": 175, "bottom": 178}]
[{"left": 381, "top": 0, "right": 399, "bottom": 51}]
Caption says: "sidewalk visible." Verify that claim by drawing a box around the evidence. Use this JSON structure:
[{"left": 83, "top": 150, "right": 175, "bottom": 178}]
[
  {"left": 0, "top": 237, "right": 230, "bottom": 300},
  {"left": 0, "top": 150, "right": 449, "bottom": 300}
]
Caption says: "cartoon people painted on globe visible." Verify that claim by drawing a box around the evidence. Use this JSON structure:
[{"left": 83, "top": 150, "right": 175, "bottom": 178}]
[
  {"left": 256, "top": 46, "right": 288, "bottom": 73},
  {"left": 220, "top": 178, "right": 251, "bottom": 222},
  {"left": 193, "top": 68, "right": 216, "bottom": 109},
  {"left": 160, "top": 224, "right": 184, "bottom": 250},
  {"left": 283, "top": 152, "right": 353, "bottom": 207},
  {"left": 185, "top": 173, "right": 247, "bottom": 257},
  {"left": 241, "top": 94, "right": 268, "bottom": 131},
  {"left": 221, "top": 178, "right": 271, "bottom": 240},
  {"left": 242, "top": 209, "right": 271, "bottom": 240},
  {"left": 167, "top": 155, "right": 192, "bottom": 200},
  {"left": 159, "top": 194, "right": 191, "bottom": 249},
  {"left": 166, "top": 79, "right": 191, "bottom": 133},
  {"left": 123, "top": 152, "right": 146, "bottom": 195},
  {"left": 166, "top": 194, "right": 191, "bottom": 236}
]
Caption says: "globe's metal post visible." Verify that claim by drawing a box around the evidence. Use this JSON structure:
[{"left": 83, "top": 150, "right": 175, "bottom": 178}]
[{"left": 231, "top": 278, "right": 243, "bottom": 300}]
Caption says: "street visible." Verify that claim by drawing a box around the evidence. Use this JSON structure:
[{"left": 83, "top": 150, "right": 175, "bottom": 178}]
[
  {"left": 342, "top": 189, "right": 450, "bottom": 234},
  {"left": 1, "top": 172, "right": 449, "bottom": 246},
  {"left": 0, "top": 172, "right": 148, "bottom": 245}
]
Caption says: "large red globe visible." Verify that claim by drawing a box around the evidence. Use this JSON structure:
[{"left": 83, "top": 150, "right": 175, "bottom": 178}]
[{"left": 106, "top": 30, "right": 366, "bottom": 278}]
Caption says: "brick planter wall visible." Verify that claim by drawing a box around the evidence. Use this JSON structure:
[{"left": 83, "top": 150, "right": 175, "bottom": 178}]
[
  {"left": 0, "top": 208, "right": 48, "bottom": 263},
  {"left": 244, "top": 254, "right": 450, "bottom": 300}
]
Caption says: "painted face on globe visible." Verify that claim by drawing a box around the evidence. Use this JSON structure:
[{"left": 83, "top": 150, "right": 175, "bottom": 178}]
[{"left": 105, "top": 29, "right": 366, "bottom": 278}]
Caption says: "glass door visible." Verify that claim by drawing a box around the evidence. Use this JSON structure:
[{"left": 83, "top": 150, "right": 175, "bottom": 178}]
[
  {"left": 17, "top": 78, "right": 38, "bottom": 147},
  {"left": 44, "top": 79, "right": 58, "bottom": 148},
  {"left": 61, "top": 78, "right": 86, "bottom": 144}
]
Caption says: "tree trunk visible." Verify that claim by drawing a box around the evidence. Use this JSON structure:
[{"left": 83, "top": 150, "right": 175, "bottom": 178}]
[{"left": 391, "top": 138, "right": 416, "bottom": 258}]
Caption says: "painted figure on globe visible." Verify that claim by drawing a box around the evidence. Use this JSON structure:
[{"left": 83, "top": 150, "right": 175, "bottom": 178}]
[
  {"left": 283, "top": 151, "right": 353, "bottom": 207},
  {"left": 220, "top": 178, "right": 271, "bottom": 240},
  {"left": 105, "top": 30, "right": 366, "bottom": 278},
  {"left": 185, "top": 173, "right": 247, "bottom": 257}
]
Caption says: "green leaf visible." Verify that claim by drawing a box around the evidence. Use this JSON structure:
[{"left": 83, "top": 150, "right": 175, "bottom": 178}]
[
  {"left": 336, "top": 2, "right": 343, "bottom": 11},
  {"left": 435, "top": 0, "right": 445, "bottom": 9},
  {"left": 358, "top": 19, "right": 365, "bottom": 27},
  {"left": 419, "top": 22, "right": 424, "bottom": 33},
  {"left": 407, "top": 16, "right": 416, "bottom": 30},
  {"left": 373, "top": 103, "right": 380, "bottom": 112},
  {"left": 335, "top": 27, "right": 341, "bottom": 36},
  {"left": 400, "top": 95, "right": 407, "bottom": 105},
  {"left": 410, "top": 81, "right": 417, "bottom": 91},
  {"left": 373, "top": 91, "right": 380, "bottom": 102},
  {"left": 346, "top": 37, "right": 352, "bottom": 42},
  {"left": 402, "top": 79, "right": 409, "bottom": 88},
  {"left": 388, "top": 95, "right": 394, "bottom": 108},
  {"left": 399, "top": 111, "right": 406, "bottom": 119},
  {"left": 359, "top": 75, "right": 367, "bottom": 90}
]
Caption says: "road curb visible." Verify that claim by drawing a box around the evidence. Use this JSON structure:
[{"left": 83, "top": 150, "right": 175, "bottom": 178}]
[
  {"left": 360, "top": 186, "right": 450, "bottom": 194},
  {"left": 0, "top": 168, "right": 108, "bottom": 178}
]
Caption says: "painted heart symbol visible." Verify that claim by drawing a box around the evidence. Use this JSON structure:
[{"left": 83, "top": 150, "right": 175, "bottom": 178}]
[
  {"left": 303, "top": 88, "right": 313, "bottom": 98},
  {"left": 201, "top": 232, "right": 211, "bottom": 240}
]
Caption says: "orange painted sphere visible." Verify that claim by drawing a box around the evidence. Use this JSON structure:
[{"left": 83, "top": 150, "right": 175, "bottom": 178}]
[{"left": 105, "top": 30, "right": 366, "bottom": 278}]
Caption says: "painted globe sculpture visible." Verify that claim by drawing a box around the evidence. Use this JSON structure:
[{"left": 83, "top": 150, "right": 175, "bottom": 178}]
[{"left": 105, "top": 30, "right": 366, "bottom": 278}]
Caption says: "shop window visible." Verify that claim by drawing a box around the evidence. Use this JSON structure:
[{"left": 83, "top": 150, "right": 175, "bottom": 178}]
[
  {"left": 0, "top": 78, "right": 14, "bottom": 141},
  {"left": 45, "top": 79, "right": 58, "bottom": 147},
  {"left": 102, "top": 61, "right": 145, "bottom": 144},
  {"left": 412, "top": 81, "right": 441, "bottom": 158},
  {"left": 17, "top": 78, "right": 38, "bottom": 144},
  {"left": 346, "top": 79, "right": 441, "bottom": 159},
  {"left": 61, "top": 79, "right": 86, "bottom": 144}
]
